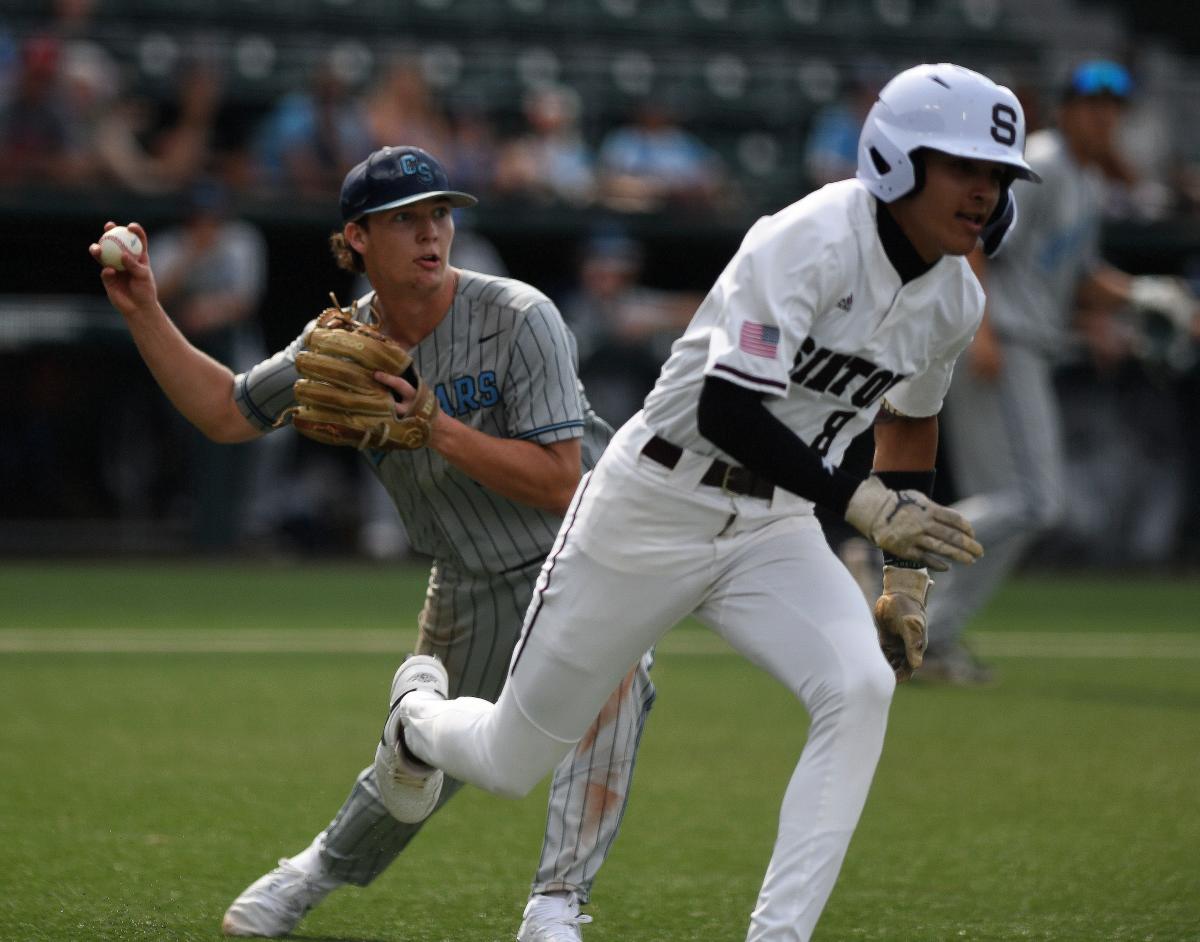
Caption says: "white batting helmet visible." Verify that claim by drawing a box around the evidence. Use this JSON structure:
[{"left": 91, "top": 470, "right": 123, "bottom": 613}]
[{"left": 856, "top": 63, "right": 1041, "bottom": 202}]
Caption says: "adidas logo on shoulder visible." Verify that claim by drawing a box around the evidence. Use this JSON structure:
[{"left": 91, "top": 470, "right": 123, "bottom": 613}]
[{"left": 836, "top": 294, "right": 853, "bottom": 312}]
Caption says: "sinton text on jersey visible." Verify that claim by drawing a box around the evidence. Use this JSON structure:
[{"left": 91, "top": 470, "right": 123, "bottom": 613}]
[{"left": 789, "top": 337, "right": 908, "bottom": 456}]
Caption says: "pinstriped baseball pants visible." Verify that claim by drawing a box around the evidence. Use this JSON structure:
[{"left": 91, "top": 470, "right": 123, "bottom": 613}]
[{"left": 319, "top": 558, "right": 655, "bottom": 901}]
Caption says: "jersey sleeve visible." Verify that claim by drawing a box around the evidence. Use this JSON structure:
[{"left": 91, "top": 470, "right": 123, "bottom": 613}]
[
  {"left": 502, "top": 300, "right": 586, "bottom": 443},
  {"left": 883, "top": 353, "right": 955, "bottom": 419},
  {"left": 884, "top": 278, "right": 983, "bottom": 418},
  {"left": 702, "top": 213, "right": 827, "bottom": 398},
  {"left": 233, "top": 322, "right": 311, "bottom": 430}
]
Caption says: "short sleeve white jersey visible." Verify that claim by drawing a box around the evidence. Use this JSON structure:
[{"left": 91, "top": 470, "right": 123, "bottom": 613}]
[{"left": 641, "top": 179, "right": 984, "bottom": 468}]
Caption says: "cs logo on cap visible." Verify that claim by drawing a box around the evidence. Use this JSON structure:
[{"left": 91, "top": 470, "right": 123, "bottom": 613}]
[{"left": 398, "top": 153, "right": 435, "bottom": 186}]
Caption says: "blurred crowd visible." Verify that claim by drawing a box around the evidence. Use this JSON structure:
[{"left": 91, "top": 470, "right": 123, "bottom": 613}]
[
  {"left": 0, "top": 27, "right": 736, "bottom": 215},
  {"left": 7, "top": 5, "right": 1200, "bottom": 221}
]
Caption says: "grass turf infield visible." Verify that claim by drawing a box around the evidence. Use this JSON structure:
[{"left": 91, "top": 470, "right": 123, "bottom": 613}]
[{"left": 0, "top": 562, "right": 1197, "bottom": 941}]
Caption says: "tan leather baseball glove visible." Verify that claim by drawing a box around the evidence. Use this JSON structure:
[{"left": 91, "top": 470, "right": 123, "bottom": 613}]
[{"left": 276, "top": 297, "right": 437, "bottom": 451}]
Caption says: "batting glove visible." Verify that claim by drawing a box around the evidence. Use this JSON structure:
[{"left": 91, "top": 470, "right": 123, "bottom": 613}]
[
  {"left": 844, "top": 476, "right": 983, "bottom": 572},
  {"left": 1129, "top": 275, "right": 1199, "bottom": 334},
  {"left": 874, "top": 565, "right": 932, "bottom": 682}
]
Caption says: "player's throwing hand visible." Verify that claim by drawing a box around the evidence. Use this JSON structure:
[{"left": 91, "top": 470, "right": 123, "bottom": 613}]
[
  {"left": 90, "top": 221, "right": 159, "bottom": 321},
  {"left": 844, "top": 476, "right": 983, "bottom": 571}
]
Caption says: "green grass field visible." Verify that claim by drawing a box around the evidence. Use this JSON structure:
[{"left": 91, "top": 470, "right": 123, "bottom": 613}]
[{"left": 1, "top": 563, "right": 1198, "bottom": 941}]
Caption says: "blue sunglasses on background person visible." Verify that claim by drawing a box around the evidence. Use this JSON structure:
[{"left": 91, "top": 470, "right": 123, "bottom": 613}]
[{"left": 1066, "top": 59, "right": 1133, "bottom": 99}]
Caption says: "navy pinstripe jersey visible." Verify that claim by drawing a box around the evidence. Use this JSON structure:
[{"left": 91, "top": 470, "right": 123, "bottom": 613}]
[{"left": 235, "top": 269, "right": 612, "bottom": 573}]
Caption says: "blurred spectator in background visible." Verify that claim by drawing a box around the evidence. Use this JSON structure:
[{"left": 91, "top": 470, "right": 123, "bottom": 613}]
[
  {"left": 155, "top": 179, "right": 267, "bottom": 353},
  {"left": 254, "top": 57, "right": 372, "bottom": 197},
  {"left": 494, "top": 85, "right": 596, "bottom": 206},
  {"left": 559, "top": 230, "right": 700, "bottom": 426},
  {"left": 87, "top": 58, "right": 220, "bottom": 196},
  {"left": 0, "top": 24, "right": 16, "bottom": 97},
  {"left": 802, "top": 74, "right": 881, "bottom": 189},
  {"left": 49, "top": 0, "right": 98, "bottom": 36},
  {"left": 364, "top": 56, "right": 450, "bottom": 155},
  {"left": 0, "top": 35, "right": 89, "bottom": 186},
  {"left": 1175, "top": 161, "right": 1200, "bottom": 216},
  {"left": 445, "top": 212, "right": 508, "bottom": 278},
  {"left": 151, "top": 178, "right": 282, "bottom": 550},
  {"left": 442, "top": 101, "right": 500, "bottom": 198},
  {"left": 922, "top": 59, "right": 1200, "bottom": 683},
  {"left": 596, "top": 98, "right": 725, "bottom": 212},
  {"left": 1110, "top": 53, "right": 1188, "bottom": 221}
]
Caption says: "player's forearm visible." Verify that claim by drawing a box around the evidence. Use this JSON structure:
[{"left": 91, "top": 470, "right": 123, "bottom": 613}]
[
  {"left": 430, "top": 418, "right": 581, "bottom": 515},
  {"left": 1078, "top": 265, "right": 1132, "bottom": 310},
  {"left": 696, "top": 376, "right": 861, "bottom": 514},
  {"left": 871, "top": 409, "right": 938, "bottom": 471},
  {"left": 125, "top": 303, "right": 260, "bottom": 443}
]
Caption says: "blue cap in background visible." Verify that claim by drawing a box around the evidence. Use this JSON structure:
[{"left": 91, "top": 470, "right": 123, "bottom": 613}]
[{"left": 1065, "top": 60, "right": 1133, "bottom": 101}]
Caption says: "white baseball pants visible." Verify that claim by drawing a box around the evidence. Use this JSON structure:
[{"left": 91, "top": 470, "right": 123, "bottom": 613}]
[{"left": 400, "top": 419, "right": 896, "bottom": 941}]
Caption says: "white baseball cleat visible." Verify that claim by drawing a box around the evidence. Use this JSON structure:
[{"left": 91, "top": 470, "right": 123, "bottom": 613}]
[
  {"left": 517, "top": 892, "right": 594, "bottom": 942},
  {"left": 221, "top": 848, "right": 341, "bottom": 937},
  {"left": 373, "top": 654, "right": 449, "bottom": 824}
]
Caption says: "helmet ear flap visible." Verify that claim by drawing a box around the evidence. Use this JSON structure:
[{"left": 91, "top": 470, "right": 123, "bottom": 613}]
[{"left": 980, "top": 186, "right": 1018, "bottom": 257}]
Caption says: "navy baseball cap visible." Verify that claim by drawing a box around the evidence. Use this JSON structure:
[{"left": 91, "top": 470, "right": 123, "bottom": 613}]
[
  {"left": 339, "top": 146, "right": 477, "bottom": 223},
  {"left": 1064, "top": 60, "right": 1133, "bottom": 101}
]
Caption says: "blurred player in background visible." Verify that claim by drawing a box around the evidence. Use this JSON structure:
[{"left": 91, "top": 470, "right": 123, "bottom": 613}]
[
  {"left": 560, "top": 230, "right": 702, "bottom": 427},
  {"left": 924, "top": 59, "right": 1200, "bottom": 683},
  {"left": 379, "top": 64, "right": 1035, "bottom": 941},
  {"left": 151, "top": 177, "right": 277, "bottom": 551},
  {"left": 91, "top": 145, "right": 654, "bottom": 942}
]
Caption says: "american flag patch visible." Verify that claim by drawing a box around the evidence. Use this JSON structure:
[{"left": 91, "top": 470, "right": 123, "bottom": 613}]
[{"left": 739, "top": 322, "right": 780, "bottom": 359}]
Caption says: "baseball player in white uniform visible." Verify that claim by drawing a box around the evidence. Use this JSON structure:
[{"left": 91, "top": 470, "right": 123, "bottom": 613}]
[
  {"left": 91, "top": 146, "right": 654, "bottom": 942},
  {"left": 369, "top": 65, "right": 1041, "bottom": 940}
]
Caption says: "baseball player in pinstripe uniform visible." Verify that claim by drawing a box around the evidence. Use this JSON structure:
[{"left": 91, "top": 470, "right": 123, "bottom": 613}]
[
  {"left": 923, "top": 60, "right": 1200, "bottom": 683},
  {"left": 91, "top": 145, "right": 654, "bottom": 941},
  {"left": 371, "top": 65, "right": 1038, "bottom": 941}
]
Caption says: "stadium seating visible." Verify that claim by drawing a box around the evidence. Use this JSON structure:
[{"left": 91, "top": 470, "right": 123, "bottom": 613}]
[{"left": 0, "top": 0, "right": 1092, "bottom": 210}]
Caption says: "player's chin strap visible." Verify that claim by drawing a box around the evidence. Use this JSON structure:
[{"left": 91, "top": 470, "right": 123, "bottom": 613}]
[{"left": 980, "top": 186, "right": 1018, "bottom": 258}]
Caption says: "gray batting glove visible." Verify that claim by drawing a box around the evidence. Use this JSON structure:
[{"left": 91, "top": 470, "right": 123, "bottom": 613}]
[{"left": 844, "top": 476, "right": 983, "bottom": 572}]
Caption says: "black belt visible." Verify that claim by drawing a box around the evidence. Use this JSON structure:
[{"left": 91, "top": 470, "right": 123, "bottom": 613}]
[{"left": 641, "top": 436, "right": 774, "bottom": 501}]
